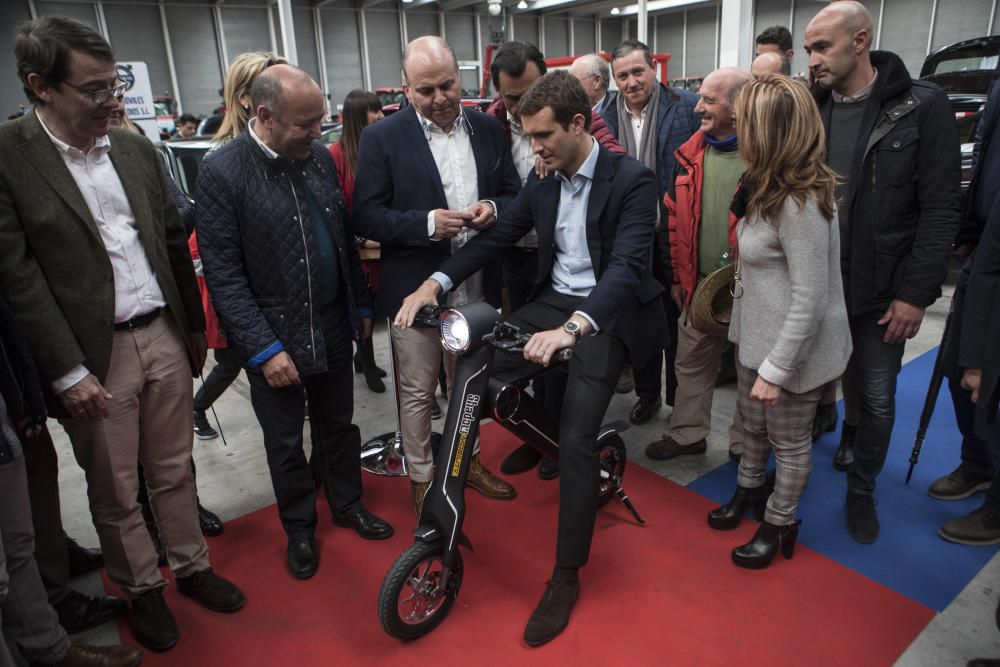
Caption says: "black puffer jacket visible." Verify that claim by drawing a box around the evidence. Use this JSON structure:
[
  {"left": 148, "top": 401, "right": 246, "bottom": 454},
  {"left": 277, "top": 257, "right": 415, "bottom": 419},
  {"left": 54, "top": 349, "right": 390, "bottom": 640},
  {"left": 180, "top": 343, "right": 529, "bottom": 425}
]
[
  {"left": 813, "top": 51, "right": 962, "bottom": 317},
  {"left": 195, "top": 132, "right": 372, "bottom": 376}
]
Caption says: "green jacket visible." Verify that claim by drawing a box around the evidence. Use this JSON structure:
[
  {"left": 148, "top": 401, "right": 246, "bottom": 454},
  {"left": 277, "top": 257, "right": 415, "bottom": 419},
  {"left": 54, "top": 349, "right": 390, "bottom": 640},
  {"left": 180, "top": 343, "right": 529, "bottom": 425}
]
[{"left": 0, "top": 111, "right": 205, "bottom": 412}]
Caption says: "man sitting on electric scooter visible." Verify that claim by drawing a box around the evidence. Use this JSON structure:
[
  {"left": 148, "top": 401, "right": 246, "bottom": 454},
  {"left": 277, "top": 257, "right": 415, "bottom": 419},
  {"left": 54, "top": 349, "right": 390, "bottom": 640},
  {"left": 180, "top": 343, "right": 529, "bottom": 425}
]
[{"left": 395, "top": 70, "right": 666, "bottom": 647}]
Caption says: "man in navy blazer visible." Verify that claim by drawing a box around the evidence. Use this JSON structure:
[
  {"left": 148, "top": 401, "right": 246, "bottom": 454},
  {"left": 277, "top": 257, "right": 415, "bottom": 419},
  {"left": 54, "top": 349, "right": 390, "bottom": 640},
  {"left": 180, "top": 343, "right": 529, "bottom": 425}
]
[
  {"left": 396, "top": 70, "right": 665, "bottom": 646},
  {"left": 353, "top": 36, "right": 521, "bottom": 513}
]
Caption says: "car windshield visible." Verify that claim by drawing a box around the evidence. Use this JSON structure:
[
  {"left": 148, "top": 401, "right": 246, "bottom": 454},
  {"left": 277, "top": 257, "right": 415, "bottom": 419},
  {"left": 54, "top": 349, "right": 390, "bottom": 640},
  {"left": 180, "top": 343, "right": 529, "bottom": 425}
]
[
  {"left": 928, "top": 49, "right": 999, "bottom": 75},
  {"left": 154, "top": 101, "right": 171, "bottom": 116},
  {"left": 377, "top": 91, "right": 405, "bottom": 107}
]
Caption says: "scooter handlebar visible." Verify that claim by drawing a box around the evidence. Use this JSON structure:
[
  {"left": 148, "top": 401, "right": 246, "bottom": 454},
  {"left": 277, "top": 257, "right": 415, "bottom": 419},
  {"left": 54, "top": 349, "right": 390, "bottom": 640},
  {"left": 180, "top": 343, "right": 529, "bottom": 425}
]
[{"left": 412, "top": 305, "right": 446, "bottom": 329}]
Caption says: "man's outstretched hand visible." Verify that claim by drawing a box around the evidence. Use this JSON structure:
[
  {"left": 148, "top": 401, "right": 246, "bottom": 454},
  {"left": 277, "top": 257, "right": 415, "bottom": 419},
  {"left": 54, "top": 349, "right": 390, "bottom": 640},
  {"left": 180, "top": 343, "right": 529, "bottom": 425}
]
[{"left": 394, "top": 279, "right": 443, "bottom": 329}]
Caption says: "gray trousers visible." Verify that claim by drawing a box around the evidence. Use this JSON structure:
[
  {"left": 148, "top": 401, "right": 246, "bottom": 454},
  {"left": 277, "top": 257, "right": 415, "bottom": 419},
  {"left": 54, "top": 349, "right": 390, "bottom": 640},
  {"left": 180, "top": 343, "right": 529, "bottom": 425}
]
[
  {"left": 1, "top": 456, "right": 70, "bottom": 665},
  {"left": 736, "top": 363, "right": 822, "bottom": 526}
]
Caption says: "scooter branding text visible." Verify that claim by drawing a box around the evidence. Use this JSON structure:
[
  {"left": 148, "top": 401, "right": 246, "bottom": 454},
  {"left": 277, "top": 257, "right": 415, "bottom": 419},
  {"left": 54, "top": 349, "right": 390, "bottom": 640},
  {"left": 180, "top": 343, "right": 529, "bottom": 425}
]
[{"left": 450, "top": 394, "right": 481, "bottom": 477}]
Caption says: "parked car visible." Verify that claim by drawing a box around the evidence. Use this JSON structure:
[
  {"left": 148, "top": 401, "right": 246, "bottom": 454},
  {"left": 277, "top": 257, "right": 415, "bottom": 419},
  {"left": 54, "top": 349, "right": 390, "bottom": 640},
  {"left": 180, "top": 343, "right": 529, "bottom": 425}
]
[
  {"left": 154, "top": 95, "right": 176, "bottom": 140},
  {"left": 157, "top": 138, "right": 213, "bottom": 196},
  {"left": 670, "top": 76, "right": 703, "bottom": 93},
  {"left": 921, "top": 35, "right": 1000, "bottom": 191}
]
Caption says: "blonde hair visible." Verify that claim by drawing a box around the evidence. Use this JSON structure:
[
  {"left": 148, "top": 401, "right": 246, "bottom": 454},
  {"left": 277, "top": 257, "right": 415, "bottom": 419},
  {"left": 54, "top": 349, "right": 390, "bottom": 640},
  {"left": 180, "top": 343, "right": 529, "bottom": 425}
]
[
  {"left": 734, "top": 74, "right": 838, "bottom": 224},
  {"left": 213, "top": 51, "right": 287, "bottom": 143}
]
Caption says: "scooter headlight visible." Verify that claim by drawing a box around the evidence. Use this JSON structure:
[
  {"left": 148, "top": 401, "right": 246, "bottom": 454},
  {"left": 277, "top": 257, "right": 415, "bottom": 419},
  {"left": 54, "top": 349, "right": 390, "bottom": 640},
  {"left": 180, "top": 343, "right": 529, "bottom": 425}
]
[{"left": 440, "top": 310, "right": 472, "bottom": 353}]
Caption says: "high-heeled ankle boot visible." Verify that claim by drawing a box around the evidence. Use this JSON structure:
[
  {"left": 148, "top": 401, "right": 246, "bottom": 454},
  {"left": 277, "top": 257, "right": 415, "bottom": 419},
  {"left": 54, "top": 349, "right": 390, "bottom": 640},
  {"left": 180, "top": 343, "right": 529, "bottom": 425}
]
[
  {"left": 707, "top": 485, "right": 768, "bottom": 530},
  {"left": 354, "top": 343, "right": 387, "bottom": 378},
  {"left": 732, "top": 519, "right": 801, "bottom": 569},
  {"left": 834, "top": 422, "right": 856, "bottom": 471},
  {"left": 359, "top": 339, "right": 386, "bottom": 393}
]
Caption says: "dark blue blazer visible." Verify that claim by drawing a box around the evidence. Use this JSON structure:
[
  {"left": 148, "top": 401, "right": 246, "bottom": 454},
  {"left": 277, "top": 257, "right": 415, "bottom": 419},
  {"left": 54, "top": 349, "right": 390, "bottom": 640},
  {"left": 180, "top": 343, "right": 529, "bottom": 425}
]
[
  {"left": 352, "top": 106, "right": 521, "bottom": 316},
  {"left": 435, "top": 144, "right": 666, "bottom": 368},
  {"left": 601, "top": 82, "right": 700, "bottom": 199}
]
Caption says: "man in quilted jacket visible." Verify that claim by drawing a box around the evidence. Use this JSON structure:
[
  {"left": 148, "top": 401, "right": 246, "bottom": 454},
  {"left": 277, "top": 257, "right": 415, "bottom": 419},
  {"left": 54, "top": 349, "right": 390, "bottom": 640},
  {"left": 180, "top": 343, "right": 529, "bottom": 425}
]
[{"left": 197, "top": 65, "right": 393, "bottom": 581}]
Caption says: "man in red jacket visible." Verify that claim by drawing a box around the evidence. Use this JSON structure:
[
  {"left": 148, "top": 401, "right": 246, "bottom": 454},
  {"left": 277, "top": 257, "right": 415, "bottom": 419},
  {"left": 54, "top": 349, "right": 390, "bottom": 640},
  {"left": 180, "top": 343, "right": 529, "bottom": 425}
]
[{"left": 643, "top": 67, "right": 752, "bottom": 462}]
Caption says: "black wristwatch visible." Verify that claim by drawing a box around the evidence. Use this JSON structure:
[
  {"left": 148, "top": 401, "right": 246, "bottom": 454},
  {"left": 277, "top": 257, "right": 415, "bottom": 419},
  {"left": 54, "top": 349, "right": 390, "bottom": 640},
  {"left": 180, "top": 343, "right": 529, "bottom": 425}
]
[{"left": 562, "top": 320, "right": 582, "bottom": 344}]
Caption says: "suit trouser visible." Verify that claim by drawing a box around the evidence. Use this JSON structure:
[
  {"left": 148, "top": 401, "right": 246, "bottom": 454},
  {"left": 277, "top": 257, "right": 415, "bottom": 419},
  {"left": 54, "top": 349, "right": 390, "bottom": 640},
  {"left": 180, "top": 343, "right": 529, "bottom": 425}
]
[
  {"left": 193, "top": 347, "right": 242, "bottom": 412},
  {"left": 494, "top": 287, "right": 626, "bottom": 568},
  {"left": 20, "top": 425, "right": 73, "bottom": 605},
  {"left": 633, "top": 292, "right": 680, "bottom": 405},
  {"left": 59, "top": 315, "right": 209, "bottom": 598},
  {"left": 391, "top": 325, "right": 442, "bottom": 484},
  {"left": 247, "top": 306, "right": 361, "bottom": 540},
  {"left": 667, "top": 311, "right": 742, "bottom": 448},
  {"left": 846, "top": 313, "right": 906, "bottom": 496},
  {"left": 0, "top": 456, "right": 71, "bottom": 665},
  {"left": 735, "top": 363, "right": 822, "bottom": 525}
]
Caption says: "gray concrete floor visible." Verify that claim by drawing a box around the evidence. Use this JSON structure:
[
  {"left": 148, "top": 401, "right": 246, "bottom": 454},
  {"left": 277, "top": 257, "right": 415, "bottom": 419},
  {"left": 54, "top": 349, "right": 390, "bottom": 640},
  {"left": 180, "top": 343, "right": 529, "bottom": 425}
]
[{"left": 44, "top": 275, "right": 1000, "bottom": 665}]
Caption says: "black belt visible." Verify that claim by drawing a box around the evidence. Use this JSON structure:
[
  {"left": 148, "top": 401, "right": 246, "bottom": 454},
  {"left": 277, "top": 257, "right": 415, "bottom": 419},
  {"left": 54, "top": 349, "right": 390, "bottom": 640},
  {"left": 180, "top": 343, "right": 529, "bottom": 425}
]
[{"left": 114, "top": 307, "right": 163, "bottom": 331}]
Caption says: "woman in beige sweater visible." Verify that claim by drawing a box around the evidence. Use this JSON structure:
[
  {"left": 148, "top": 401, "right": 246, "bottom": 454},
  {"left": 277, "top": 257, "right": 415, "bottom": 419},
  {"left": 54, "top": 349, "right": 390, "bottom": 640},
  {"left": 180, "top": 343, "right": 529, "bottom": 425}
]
[{"left": 707, "top": 75, "right": 852, "bottom": 569}]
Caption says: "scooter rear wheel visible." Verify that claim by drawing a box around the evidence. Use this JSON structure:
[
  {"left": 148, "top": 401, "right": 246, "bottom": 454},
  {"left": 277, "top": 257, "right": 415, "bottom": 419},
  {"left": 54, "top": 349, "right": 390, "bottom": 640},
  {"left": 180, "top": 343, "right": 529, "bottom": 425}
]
[
  {"left": 597, "top": 432, "right": 627, "bottom": 508},
  {"left": 378, "top": 539, "right": 463, "bottom": 639}
]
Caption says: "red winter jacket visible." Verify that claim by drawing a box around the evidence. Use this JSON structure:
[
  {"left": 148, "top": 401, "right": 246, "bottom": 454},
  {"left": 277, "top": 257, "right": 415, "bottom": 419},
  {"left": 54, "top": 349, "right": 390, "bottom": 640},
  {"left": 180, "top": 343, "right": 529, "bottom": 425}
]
[
  {"left": 664, "top": 131, "right": 740, "bottom": 310},
  {"left": 188, "top": 232, "right": 227, "bottom": 349},
  {"left": 485, "top": 97, "right": 626, "bottom": 155}
]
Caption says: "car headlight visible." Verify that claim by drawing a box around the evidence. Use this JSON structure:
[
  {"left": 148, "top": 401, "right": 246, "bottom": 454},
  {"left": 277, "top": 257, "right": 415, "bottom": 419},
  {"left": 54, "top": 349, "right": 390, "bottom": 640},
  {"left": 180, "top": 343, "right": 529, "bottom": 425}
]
[{"left": 441, "top": 310, "right": 472, "bottom": 353}]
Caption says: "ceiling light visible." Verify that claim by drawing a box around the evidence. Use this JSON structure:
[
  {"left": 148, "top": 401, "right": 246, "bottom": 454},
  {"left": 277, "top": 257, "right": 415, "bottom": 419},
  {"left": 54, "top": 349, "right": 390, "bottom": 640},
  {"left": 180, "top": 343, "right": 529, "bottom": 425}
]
[
  {"left": 517, "top": 0, "right": 528, "bottom": 8},
  {"left": 610, "top": 6, "right": 620, "bottom": 14}
]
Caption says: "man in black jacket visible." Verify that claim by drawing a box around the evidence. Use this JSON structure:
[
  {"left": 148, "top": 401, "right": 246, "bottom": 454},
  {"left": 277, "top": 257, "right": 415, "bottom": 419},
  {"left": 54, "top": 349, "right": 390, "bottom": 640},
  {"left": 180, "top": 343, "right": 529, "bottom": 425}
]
[
  {"left": 197, "top": 65, "right": 393, "bottom": 580},
  {"left": 396, "top": 70, "right": 665, "bottom": 647},
  {"left": 805, "top": 1, "right": 961, "bottom": 544}
]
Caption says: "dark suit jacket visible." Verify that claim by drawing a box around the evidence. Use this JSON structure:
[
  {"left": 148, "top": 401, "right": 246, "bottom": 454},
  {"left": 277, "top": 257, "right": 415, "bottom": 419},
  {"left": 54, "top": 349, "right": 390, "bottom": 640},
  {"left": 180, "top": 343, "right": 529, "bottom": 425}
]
[
  {"left": 959, "top": 187, "right": 1000, "bottom": 436},
  {"left": 352, "top": 106, "right": 521, "bottom": 316},
  {"left": 435, "top": 143, "right": 666, "bottom": 368},
  {"left": 0, "top": 111, "right": 204, "bottom": 409}
]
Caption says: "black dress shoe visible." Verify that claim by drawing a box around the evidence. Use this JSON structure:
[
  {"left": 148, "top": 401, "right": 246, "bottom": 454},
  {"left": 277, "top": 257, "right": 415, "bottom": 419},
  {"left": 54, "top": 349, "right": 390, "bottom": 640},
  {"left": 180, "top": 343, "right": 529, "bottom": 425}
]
[
  {"left": 66, "top": 538, "right": 104, "bottom": 577},
  {"left": 131, "top": 589, "right": 178, "bottom": 652},
  {"left": 176, "top": 568, "right": 246, "bottom": 612},
  {"left": 198, "top": 503, "right": 224, "bottom": 537},
  {"left": 811, "top": 402, "right": 839, "bottom": 442},
  {"left": 629, "top": 395, "right": 661, "bottom": 425},
  {"left": 846, "top": 493, "right": 879, "bottom": 544},
  {"left": 500, "top": 443, "right": 543, "bottom": 475},
  {"left": 53, "top": 590, "right": 127, "bottom": 634},
  {"left": 523, "top": 579, "right": 580, "bottom": 647},
  {"left": 287, "top": 539, "right": 318, "bottom": 579},
  {"left": 538, "top": 457, "right": 559, "bottom": 480},
  {"left": 833, "top": 422, "right": 857, "bottom": 471},
  {"left": 331, "top": 505, "right": 394, "bottom": 540}
]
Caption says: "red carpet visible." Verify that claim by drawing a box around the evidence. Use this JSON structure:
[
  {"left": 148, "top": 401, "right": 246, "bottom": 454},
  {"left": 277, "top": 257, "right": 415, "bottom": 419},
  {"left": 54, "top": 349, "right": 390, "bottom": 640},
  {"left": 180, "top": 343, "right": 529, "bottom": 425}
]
[{"left": 108, "top": 425, "right": 933, "bottom": 665}]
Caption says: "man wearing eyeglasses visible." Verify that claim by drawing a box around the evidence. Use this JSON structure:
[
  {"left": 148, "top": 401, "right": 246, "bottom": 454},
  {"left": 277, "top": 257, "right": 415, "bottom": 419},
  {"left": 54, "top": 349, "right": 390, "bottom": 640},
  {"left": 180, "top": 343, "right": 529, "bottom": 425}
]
[{"left": 0, "top": 16, "right": 245, "bottom": 653}]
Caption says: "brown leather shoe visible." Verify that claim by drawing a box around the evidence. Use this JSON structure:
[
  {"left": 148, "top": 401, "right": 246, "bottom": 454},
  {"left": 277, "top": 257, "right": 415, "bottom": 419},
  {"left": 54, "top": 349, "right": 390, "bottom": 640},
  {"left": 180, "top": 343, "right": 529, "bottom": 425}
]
[
  {"left": 644, "top": 436, "right": 706, "bottom": 461},
  {"left": 466, "top": 453, "right": 517, "bottom": 499},
  {"left": 46, "top": 641, "right": 143, "bottom": 667},
  {"left": 410, "top": 480, "right": 430, "bottom": 518}
]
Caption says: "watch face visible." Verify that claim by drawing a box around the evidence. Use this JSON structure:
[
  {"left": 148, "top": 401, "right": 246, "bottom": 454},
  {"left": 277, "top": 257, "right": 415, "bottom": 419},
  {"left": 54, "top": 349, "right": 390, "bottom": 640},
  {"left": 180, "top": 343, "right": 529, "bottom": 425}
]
[{"left": 564, "top": 321, "right": 579, "bottom": 332}]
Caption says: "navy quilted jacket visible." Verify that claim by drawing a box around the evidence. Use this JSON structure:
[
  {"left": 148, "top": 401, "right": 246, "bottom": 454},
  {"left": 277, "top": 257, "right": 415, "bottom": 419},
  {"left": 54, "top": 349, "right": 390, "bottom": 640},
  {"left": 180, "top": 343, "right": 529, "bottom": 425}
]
[{"left": 195, "top": 132, "right": 372, "bottom": 376}]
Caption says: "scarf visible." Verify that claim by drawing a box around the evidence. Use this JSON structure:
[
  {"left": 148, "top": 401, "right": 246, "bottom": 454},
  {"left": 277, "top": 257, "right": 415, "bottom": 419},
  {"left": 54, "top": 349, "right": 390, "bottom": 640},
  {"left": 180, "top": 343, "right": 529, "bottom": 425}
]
[
  {"left": 616, "top": 84, "right": 660, "bottom": 172},
  {"left": 704, "top": 133, "right": 738, "bottom": 152}
]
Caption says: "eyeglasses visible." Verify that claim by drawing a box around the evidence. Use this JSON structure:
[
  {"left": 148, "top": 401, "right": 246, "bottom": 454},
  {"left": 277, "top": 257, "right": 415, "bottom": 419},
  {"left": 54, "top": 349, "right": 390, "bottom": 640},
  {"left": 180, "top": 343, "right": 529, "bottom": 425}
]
[{"left": 61, "top": 80, "right": 128, "bottom": 105}]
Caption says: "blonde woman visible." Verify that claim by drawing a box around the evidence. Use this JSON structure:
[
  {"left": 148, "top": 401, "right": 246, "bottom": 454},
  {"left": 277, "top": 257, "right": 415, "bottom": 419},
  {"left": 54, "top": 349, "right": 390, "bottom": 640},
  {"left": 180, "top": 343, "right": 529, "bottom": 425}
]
[
  {"left": 212, "top": 51, "right": 287, "bottom": 144},
  {"left": 707, "top": 75, "right": 851, "bottom": 569}
]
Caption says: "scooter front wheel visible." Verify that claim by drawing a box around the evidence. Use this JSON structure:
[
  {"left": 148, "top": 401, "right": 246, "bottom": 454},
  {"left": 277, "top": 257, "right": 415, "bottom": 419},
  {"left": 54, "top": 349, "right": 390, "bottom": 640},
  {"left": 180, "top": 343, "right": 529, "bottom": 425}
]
[{"left": 378, "top": 539, "right": 463, "bottom": 639}]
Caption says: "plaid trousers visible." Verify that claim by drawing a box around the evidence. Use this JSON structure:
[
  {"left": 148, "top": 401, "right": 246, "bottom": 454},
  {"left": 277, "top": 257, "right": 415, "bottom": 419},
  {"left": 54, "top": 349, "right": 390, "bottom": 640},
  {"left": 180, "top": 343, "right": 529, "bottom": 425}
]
[{"left": 736, "top": 362, "right": 823, "bottom": 525}]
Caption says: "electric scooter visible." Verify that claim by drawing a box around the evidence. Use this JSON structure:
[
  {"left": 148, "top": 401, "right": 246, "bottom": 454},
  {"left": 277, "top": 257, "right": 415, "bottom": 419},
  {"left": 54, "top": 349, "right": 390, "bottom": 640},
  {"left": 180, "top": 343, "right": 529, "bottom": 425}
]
[{"left": 376, "top": 301, "right": 645, "bottom": 639}]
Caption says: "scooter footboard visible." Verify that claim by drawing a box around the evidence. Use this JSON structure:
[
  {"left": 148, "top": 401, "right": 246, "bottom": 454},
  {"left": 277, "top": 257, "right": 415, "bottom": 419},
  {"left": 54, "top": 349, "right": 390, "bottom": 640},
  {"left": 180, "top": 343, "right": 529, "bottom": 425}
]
[{"left": 488, "top": 377, "right": 561, "bottom": 462}]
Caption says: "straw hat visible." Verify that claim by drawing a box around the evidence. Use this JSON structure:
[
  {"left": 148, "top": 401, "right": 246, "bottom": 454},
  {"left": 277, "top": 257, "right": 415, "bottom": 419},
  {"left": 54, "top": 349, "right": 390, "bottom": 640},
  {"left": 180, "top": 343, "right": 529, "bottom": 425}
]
[{"left": 688, "top": 264, "right": 736, "bottom": 337}]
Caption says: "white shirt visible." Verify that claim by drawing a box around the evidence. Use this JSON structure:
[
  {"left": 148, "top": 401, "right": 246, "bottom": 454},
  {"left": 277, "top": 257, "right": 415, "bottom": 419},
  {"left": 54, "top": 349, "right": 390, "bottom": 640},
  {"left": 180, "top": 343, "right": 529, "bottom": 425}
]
[
  {"left": 415, "top": 108, "right": 484, "bottom": 306},
  {"left": 248, "top": 117, "right": 280, "bottom": 158},
  {"left": 627, "top": 103, "right": 648, "bottom": 141},
  {"left": 37, "top": 112, "right": 167, "bottom": 394},
  {"left": 507, "top": 112, "right": 538, "bottom": 249}
]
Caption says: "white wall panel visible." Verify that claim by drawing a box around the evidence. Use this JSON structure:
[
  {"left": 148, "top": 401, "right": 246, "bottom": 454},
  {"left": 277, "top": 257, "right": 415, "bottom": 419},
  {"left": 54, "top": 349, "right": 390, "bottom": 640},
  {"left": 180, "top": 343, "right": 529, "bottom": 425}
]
[
  {"left": 104, "top": 4, "right": 171, "bottom": 102},
  {"left": 514, "top": 14, "right": 539, "bottom": 46},
  {"left": 445, "top": 13, "right": 477, "bottom": 60},
  {"left": 753, "top": 0, "right": 791, "bottom": 44},
  {"left": 601, "top": 18, "right": 622, "bottom": 53},
  {"left": 685, "top": 6, "right": 717, "bottom": 78},
  {"left": 366, "top": 9, "right": 403, "bottom": 90},
  {"left": 574, "top": 18, "right": 596, "bottom": 54},
  {"left": 1, "top": 1, "right": 33, "bottom": 116},
  {"left": 322, "top": 8, "right": 364, "bottom": 112},
  {"left": 293, "top": 8, "right": 320, "bottom": 83},
  {"left": 879, "top": 0, "right": 933, "bottom": 75},
  {"left": 406, "top": 11, "right": 439, "bottom": 39},
  {"left": 221, "top": 7, "right": 273, "bottom": 64},
  {"left": 655, "top": 12, "right": 684, "bottom": 79},
  {"left": 545, "top": 16, "right": 570, "bottom": 57},
  {"left": 34, "top": 2, "right": 98, "bottom": 29},
  {"left": 164, "top": 5, "right": 223, "bottom": 116}
]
